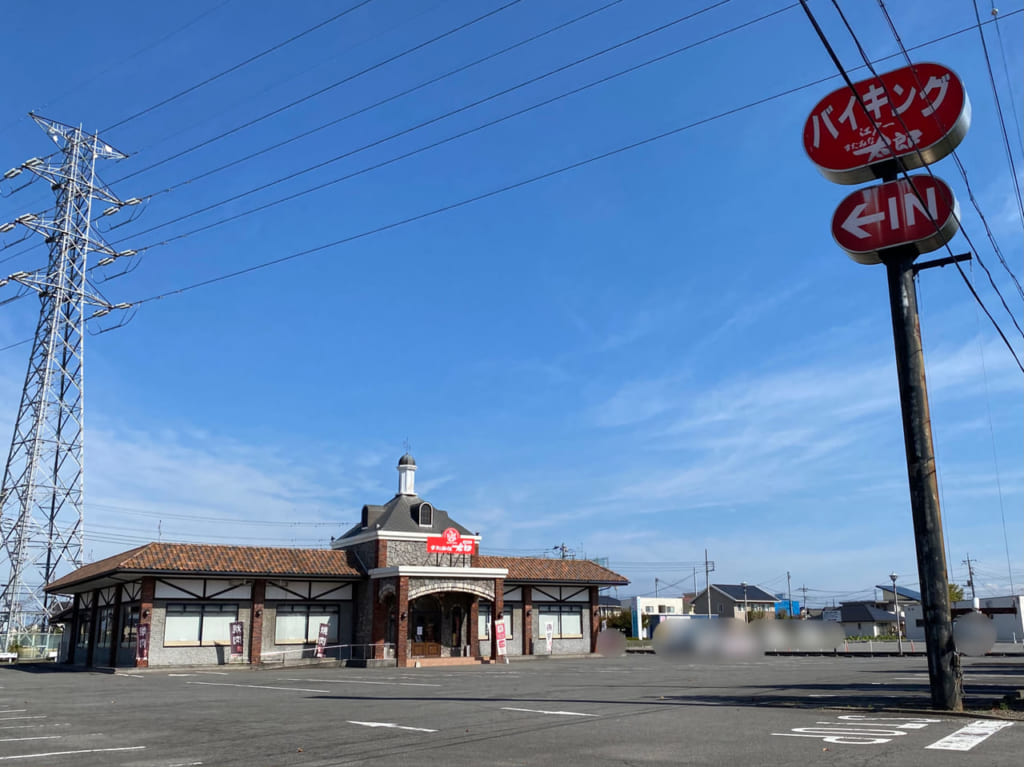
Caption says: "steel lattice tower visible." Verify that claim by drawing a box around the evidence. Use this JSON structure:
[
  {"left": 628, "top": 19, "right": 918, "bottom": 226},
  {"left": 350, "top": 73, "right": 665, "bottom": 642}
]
[{"left": 0, "top": 115, "right": 130, "bottom": 647}]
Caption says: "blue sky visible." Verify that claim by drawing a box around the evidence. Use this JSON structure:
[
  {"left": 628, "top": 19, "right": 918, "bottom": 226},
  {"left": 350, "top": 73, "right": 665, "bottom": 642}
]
[{"left": 1, "top": 0, "right": 1020, "bottom": 607}]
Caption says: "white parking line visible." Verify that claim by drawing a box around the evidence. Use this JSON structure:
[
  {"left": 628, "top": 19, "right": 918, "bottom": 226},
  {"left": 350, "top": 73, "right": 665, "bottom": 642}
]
[
  {"left": 925, "top": 720, "right": 1014, "bottom": 751},
  {"left": 0, "top": 746, "right": 145, "bottom": 761},
  {"left": 0, "top": 737, "right": 60, "bottom": 743},
  {"left": 348, "top": 721, "right": 437, "bottom": 733},
  {"left": 280, "top": 678, "right": 441, "bottom": 688},
  {"left": 501, "top": 707, "right": 598, "bottom": 717},
  {"left": 185, "top": 681, "right": 329, "bottom": 693},
  {"left": 0, "top": 718, "right": 44, "bottom": 722}
]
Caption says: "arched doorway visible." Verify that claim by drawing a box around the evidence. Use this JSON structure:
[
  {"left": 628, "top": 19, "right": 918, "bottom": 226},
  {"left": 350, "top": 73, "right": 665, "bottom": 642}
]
[{"left": 409, "top": 595, "right": 442, "bottom": 657}]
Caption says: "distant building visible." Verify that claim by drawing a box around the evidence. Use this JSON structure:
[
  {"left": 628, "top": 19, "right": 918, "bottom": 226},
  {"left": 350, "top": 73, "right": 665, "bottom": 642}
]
[
  {"left": 904, "top": 595, "right": 1024, "bottom": 643},
  {"left": 831, "top": 602, "right": 898, "bottom": 638},
  {"left": 690, "top": 584, "right": 777, "bottom": 620},
  {"left": 622, "top": 596, "right": 689, "bottom": 639}
]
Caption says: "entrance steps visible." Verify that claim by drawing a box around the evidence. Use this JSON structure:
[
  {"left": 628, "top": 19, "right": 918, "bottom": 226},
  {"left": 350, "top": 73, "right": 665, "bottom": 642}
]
[{"left": 411, "top": 656, "right": 484, "bottom": 667}]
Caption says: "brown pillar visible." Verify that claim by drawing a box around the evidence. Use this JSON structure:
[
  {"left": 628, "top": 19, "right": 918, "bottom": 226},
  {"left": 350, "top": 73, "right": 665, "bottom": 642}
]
[
  {"left": 84, "top": 590, "right": 98, "bottom": 667},
  {"left": 136, "top": 576, "right": 155, "bottom": 668},
  {"left": 249, "top": 579, "right": 265, "bottom": 665},
  {"left": 490, "top": 578, "right": 504, "bottom": 661},
  {"left": 590, "top": 586, "right": 600, "bottom": 653},
  {"left": 375, "top": 539, "right": 387, "bottom": 569},
  {"left": 67, "top": 593, "right": 80, "bottom": 664},
  {"left": 522, "top": 586, "right": 533, "bottom": 656},
  {"left": 108, "top": 584, "right": 123, "bottom": 667},
  {"left": 396, "top": 576, "right": 410, "bottom": 667},
  {"left": 469, "top": 598, "right": 479, "bottom": 658}
]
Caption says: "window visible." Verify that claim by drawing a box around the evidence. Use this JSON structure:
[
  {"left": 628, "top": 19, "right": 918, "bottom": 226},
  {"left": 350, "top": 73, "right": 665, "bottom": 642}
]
[
  {"left": 478, "top": 603, "right": 491, "bottom": 639},
  {"left": 120, "top": 604, "right": 139, "bottom": 647},
  {"left": 667, "top": 606, "right": 675, "bottom": 613},
  {"left": 537, "top": 605, "right": 583, "bottom": 639},
  {"left": 165, "top": 603, "right": 237, "bottom": 646},
  {"left": 644, "top": 605, "right": 654, "bottom": 613},
  {"left": 275, "top": 604, "right": 339, "bottom": 644},
  {"left": 418, "top": 502, "right": 433, "bottom": 527},
  {"left": 95, "top": 606, "right": 115, "bottom": 649}
]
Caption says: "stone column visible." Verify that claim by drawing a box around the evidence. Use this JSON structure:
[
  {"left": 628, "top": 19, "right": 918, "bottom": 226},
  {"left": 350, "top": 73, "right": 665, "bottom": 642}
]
[
  {"left": 522, "top": 586, "right": 533, "bottom": 656},
  {"left": 590, "top": 586, "right": 600, "bottom": 653},
  {"left": 249, "top": 579, "right": 266, "bottom": 665},
  {"left": 396, "top": 576, "right": 410, "bottom": 667},
  {"left": 491, "top": 578, "right": 505, "bottom": 661},
  {"left": 136, "top": 576, "right": 155, "bottom": 668}
]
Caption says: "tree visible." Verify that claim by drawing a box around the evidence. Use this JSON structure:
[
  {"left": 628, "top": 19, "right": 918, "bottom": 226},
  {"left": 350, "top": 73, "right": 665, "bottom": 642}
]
[
  {"left": 948, "top": 583, "right": 965, "bottom": 603},
  {"left": 606, "top": 608, "right": 632, "bottom": 635}
]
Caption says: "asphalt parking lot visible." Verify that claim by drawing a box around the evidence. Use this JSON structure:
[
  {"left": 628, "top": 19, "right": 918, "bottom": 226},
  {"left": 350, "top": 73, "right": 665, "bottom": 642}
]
[{"left": 1, "top": 654, "right": 1020, "bottom": 766}]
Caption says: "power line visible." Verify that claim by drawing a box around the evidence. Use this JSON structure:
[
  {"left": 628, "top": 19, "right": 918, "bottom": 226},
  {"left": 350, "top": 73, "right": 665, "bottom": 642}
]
[
  {"left": 872, "top": 0, "right": 1024, "bottom": 303},
  {"left": 109, "top": 0, "right": 527, "bottom": 184},
  {"left": 123, "top": 73, "right": 845, "bottom": 309},
  {"left": 113, "top": 2, "right": 786, "bottom": 251},
  {"left": 102, "top": 0, "right": 379, "bottom": 132},
  {"left": 969, "top": 0, "right": 1024, "bottom": 224},
  {"left": 0, "top": 1, "right": 236, "bottom": 138},
  {"left": 109, "top": 0, "right": 627, "bottom": 202},
  {"left": 809, "top": 0, "right": 1024, "bottom": 371}
]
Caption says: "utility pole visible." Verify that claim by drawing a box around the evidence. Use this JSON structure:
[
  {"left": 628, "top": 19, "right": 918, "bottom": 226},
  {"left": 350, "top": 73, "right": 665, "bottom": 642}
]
[
  {"left": 654, "top": 577, "right": 659, "bottom": 598},
  {"left": 801, "top": 585, "right": 808, "bottom": 618},
  {"left": 0, "top": 115, "right": 132, "bottom": 649},
  {"left": 741, "top": 581, "right": 749, "bottom": 623},
  {"left": 962, "top": 555, "right": 976, "bottom": 600},
  {"left": 882, "top": 243, "right": 961, "bottom": 710},
  {"left": 704, "top": 549, "right": 715, "bottom": 619},
  {"left": 890, "top": 571, "right": 904, "bottom": 655},
  {"left": 787, "top": 571, "right": 793, "bottom": 619}
]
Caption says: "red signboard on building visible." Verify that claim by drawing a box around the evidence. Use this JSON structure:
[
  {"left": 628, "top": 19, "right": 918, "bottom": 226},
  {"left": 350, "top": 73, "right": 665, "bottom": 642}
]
[
  {"left": 426, "top": 527, "right": 475, "bottom": 555},
  {"left": 136, "top": 623, "right": 150, "bottom": 662},
  {"left": 315, "top": 622, "right": 330, "bottom": 658},
  {"left": 804, "top": 62, "right": 970, "bottom": 184},
  {"left": 230, "top": 621, "right": 244, "bottom": 658},
  {"left": 831, "top": 174, "right": 959, "bottom": 264}
]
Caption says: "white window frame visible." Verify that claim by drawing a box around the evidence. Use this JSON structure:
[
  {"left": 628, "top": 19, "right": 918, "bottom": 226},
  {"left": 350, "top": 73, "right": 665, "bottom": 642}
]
[
  {"left": 164, "top": 603, "right": 238, "bottom": 647},
  {"left": 274, "top": 603, "right": 340, "bottom": 645},
  {"left": 537, "top": 605, "right": 584, "bottom": 639}
]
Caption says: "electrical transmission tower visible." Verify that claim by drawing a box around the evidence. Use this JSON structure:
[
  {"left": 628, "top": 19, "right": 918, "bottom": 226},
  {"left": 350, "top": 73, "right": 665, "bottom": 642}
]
[{"left": 0, "top": 114, "right": 134, "bottom": 648}]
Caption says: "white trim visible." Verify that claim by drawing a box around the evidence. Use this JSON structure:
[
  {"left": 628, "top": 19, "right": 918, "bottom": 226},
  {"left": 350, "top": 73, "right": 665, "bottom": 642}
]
[
  {"left": 367, "top": 566, "right": 508, "bottom": 579},
  {"left": 332, "top": 529, "right": 482, "bottom": 548}
]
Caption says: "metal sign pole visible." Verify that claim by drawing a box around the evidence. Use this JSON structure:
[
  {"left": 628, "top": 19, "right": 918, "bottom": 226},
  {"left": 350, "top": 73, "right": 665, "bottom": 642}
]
[{"left": 880, "top": 245, "right": 962, "bottom": 711}]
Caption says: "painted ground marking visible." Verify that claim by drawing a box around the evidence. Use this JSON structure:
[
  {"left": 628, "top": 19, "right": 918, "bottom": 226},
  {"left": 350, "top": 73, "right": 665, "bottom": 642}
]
[
  {"left": 348, "top": 721, "right": 437, "bottom": 733},
  {"left": 925, "top": 720, "right": 1014, "bottom": 751},
  {"left": 185, "top": 681, "right": 329, "bottom": 693},
  {"left": 774, "top": 715, "right": 942, "bottom": 745},
  {"left": 501, "top": 707, "right": 598, "bottom": 717},
  {"left": 0, "top": 746, "right": 145, "bottom": 761},
  {"left": 0, "top": 737, "right": 60, "bottom": 743},
  {"left": 280, "top": 678, "right": 441, "bottom": 688}
]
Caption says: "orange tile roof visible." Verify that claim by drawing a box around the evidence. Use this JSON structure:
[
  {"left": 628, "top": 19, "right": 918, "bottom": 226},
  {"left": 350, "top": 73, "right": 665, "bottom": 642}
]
[
  {"left": 46, "top": 542, "right": 363, "bottom": 593},
  {"left": 478, "top": 556, "right": 628, "bottom": 586}
]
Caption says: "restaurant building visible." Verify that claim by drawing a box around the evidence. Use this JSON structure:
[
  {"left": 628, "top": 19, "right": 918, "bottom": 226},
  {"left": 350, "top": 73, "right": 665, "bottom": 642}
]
[{"left": 45, "top": 454, "right": 627, "bottom": 668}]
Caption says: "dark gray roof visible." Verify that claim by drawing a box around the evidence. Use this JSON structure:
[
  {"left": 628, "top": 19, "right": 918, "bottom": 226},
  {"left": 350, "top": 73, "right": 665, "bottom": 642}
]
[
  {"left": 398, "top": 453, "right": 416, "bottom": 467},
  {"left": 840, "top": 603, "right": 897, "bottom": 623},
  {"left": 336, "top": 493, "right": 472, "bottom": 540},
  {"left": 713, "top": 584, "right": 778, "bottom": 603},
  {"left": 876, "top": 584, "right": 921, "bottom": 601}
]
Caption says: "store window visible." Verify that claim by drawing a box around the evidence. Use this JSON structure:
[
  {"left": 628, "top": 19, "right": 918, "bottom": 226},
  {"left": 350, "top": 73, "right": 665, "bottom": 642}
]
[
  {"left": 537, "top": 605, "right": 583, "bottom": 638},
  {"left": 120, "top": 604, "right": 139, "bottom": 647},
  {"left": 478, "top": 603, "right": 491, "bottom": 639},
  {"left": 95, "top": 606, "right": 115, "bottom": 649},
  {"left": 275, "top": 604, "right": 339, "bottom": 644},
  {"left": 164, "top": 603, "right": 238, "bottom": 646}
]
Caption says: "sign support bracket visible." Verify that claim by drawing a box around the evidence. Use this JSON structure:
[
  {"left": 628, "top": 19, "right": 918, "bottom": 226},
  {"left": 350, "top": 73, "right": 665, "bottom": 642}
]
[{"left": 912, "top": 253, "right": 972, "bottom": 274}]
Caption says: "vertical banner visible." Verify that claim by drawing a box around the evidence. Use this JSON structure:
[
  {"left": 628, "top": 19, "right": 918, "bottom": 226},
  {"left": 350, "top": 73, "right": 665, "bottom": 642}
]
[
  {"left": 544, "top": 621, "right": 554, "bottom": 654},
  {"left": 229, "top": 621, "right": 244, "bottom": 658},
  {"left": 136, "top": 623, "right": 150, "bottom": 662},
  {"left": 315, "top": 622, "right": 330, "bottom": 658},
  {"left": 494, "top": 617, "right": 507, "bottom": 656}
]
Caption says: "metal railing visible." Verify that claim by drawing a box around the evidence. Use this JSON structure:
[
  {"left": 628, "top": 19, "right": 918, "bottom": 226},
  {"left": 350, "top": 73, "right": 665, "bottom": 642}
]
[{"left": 260, "top": 642, "right": 395, "bottom": 666}]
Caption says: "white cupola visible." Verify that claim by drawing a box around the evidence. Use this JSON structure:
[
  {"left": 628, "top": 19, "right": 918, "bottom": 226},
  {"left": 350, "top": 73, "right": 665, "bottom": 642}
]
[{"left": 397, "top": 453, "right": 416, "bottom": 495}]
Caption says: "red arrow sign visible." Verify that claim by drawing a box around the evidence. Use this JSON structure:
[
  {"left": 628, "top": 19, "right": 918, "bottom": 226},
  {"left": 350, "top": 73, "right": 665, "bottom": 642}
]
[
  {"left": 831, "top": 175, "right": 959, "bottom": 264},
  {"left": 804, "top": 63, "right": 970, "bottom": 185}
]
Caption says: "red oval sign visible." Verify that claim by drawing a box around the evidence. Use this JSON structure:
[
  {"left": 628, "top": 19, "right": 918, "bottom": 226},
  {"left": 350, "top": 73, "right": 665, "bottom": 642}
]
[
  {"left": 831, "top": 175, "right": 959, "bottom": 264},
  {"left": 805, "top": 63, "right": 970, "bottom": 185}
]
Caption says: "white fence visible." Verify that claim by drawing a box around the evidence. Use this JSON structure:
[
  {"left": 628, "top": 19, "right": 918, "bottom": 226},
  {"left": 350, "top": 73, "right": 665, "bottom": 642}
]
[{"left": 260, "top": 643, "right": 395, "bottom": 666}]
